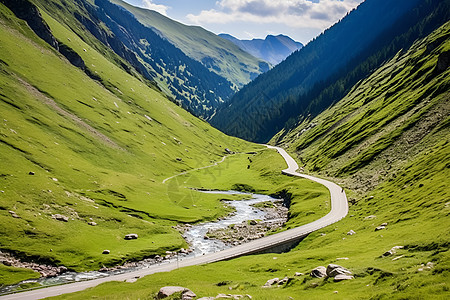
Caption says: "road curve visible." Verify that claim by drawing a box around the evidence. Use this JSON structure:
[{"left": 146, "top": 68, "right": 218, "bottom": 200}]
[{"left": 2, "top": 146, "right": 348, "bottom": 300}]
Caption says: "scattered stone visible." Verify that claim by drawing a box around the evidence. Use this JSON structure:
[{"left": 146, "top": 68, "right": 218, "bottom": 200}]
[
  {"left": 347, "top": 230, "right": 356, "bottom": 235},
  {"left": 294, "top": 272, "right": 304, "bottom": 276},
  {"left": 225, "top": 148, "right": 233, "bottom": 154},
  {"left": 204, "top": 201, "right": 288, "bottom": 246},
  {"left": 28, "top": 171, "right": 35, "bottom": 175},
  {"left": 263, "top": 278, "right": 279, "bottom": 287},
  {"left": 334, "top": 274, "right": 354, "bottom": 281},
  {"left": 124, "top": 233, "right": 138, "bottom": 240},
  {"left": 0, "top": 251, "right": 67, "bottom": 277},
  {"left": 52, "top": 214, "right": 69, "bottom": 222},
  {"left": 102, "top": 250, "right": 110, "bottom": 254},
  {"left": 9, "top": 211, "right": 20, "bottom": 218},
  {"left": 333, "top": 291, "right": 339, "bottom": 294},
  {"left": 88, "top": 221, "right": 97, "bottom": 226},
  {"left": 380, "top": 222, "right": 388, "bottom": 226},
  {"left": 326, "top": 264, "right": 352, "bottom": 277},
  {"left": 176, "top": 158, "right": 183, "bottom": 162},
  {"left": 336, "top": 257, "right": 349, "bottom": 261},
  {"left": 383, "top": 245, "right": 404, "bottom": 256},
  {"left": 426, "top": 262, "right": 434, "bottom": 269},
  {"left": 364, "top": 215, "right": 376, "bottom": 220},
  {"left": 310, "top": 266, "right": 327, "bottom": 278},
  {"left": 156, "top": 286, "right": 196, "bottom": 299},
  {"left": 375, "top": 226, "right": 386, "bottom": 231}
]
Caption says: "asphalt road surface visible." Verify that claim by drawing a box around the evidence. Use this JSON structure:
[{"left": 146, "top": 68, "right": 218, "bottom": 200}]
[{"left": 2, "top": 146, "right": 348, "bottom": 300}]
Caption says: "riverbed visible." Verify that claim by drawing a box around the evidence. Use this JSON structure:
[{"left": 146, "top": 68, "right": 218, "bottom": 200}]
[{"left": 0, "top": 190, "right": 283, "bottom": 293}]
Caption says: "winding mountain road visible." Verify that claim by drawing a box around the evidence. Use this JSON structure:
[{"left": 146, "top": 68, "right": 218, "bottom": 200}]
[{"left": 2, "top": 146, "right": 348, "bottom": 300}]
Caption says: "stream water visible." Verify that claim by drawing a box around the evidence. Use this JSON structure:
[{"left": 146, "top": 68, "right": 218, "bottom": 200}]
[{"left": 1, "top": 191, "right": 278, "bottom": 293}]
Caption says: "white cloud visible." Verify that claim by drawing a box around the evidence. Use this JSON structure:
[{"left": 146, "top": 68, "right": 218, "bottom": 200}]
[
  {"left": 187, "top": 0, "right": 362, "bottom": 31},
  {"left": 141, "top": 0, "right": 170, "bottom": 16}
]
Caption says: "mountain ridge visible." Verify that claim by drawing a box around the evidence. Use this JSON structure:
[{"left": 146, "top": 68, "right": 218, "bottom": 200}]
[
  {"left": 219, "top": 33, "right": 303, "bottom": 65},
  {"left": 110, "top": 0, "right": 270, "bottom": 89}
]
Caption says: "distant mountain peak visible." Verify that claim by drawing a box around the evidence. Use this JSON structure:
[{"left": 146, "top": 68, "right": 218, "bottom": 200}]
[{"left": 219, "top": 34, "right": 303, "bottom": 65}]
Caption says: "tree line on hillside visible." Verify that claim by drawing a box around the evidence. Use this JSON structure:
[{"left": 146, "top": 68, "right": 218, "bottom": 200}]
[{"left": 211, "top": 0, "right": 449, "bottom": 143}]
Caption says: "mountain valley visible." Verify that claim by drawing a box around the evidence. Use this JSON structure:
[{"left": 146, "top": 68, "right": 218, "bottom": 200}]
[{"left": 0, "top": 0, "right": 449, "bottom": 299}]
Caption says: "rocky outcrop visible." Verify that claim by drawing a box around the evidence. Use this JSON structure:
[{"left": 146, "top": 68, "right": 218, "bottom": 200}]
[
  {"left": 0, "top": 0, "right": 58, "bottom": 49},
  {"left": 0, "top": 0, "right": 87, "bottom": 72}
]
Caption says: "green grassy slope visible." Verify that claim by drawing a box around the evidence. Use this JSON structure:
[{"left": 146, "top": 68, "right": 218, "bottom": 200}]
[
  {"left": 0, "top": 1, "right": 258, "bottom": 275},
  {"left": 55, "top": 21, "right": 450, "bottom": 300},
  {"left": 110, "top": 0, "right": 270, "bottom": 89}
]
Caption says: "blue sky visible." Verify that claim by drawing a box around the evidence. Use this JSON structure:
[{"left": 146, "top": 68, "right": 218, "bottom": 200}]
[{"left": 121, "top": 0, "right": 364, "bottom": 44}]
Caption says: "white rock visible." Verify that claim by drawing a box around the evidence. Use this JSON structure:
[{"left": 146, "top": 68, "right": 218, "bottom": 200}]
[{"left": 310, "top": 266, "right": 327, "bottom": 278}]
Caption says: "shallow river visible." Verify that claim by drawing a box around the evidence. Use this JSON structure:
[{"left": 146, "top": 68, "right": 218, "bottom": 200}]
[{"left": 1, "top": 191, "right": 278, "bottom": 292}]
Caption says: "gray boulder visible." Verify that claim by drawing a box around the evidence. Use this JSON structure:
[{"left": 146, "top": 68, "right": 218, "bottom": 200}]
[
  {"left": 310, "top": 266, "right": 327, "bottom": 278},
  {"left": 326, "top": 264, "right": 352, "bottom": 277}
]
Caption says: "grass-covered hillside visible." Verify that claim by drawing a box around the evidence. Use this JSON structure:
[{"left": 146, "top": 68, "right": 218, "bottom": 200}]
[
  {"left": 110, "top": 0, "right": 271, "bottom": 89},
  {"left": 23, "top": 0, "right": 241, "bottom": 119},
  {"left": 0, "top": 0, "right": 262, "bottom": 278},
  {"left": 54, "top": 20, "right": 450, "bottom": 300}
]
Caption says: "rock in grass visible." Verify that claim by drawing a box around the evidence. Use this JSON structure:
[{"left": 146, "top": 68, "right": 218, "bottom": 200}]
[
  {"left": 102, "top": 250, "right": 110, "bottom": 254},
  {"left": 310, "top": 266, "right": 327, "bottom": 278},
  {"left": 347, "top": 229, "right": 356, "bottom": 235},
  {"left": 263, "top": 278, "right": 279, "bottom": 287},
  {"left": 52, "top": 214, "right": 69, "bottom": 222},
  {"left": 383, "top": 245, "right": 403, "bottom": 256},
  {"left": 326, "top": 264, "right": 352, "bottom": 277},
  {"left": 156, "top": 286, "right": 196, "bottom": 299},
  {"left": 334, "top": 274, "right": 354, "bottom": 281},
  {"left": 9, "top": 211, "right": 20, "bottom": 218},
  {"left": 375, "top": 226, "right": 386, "bottom": 231},
  {"left": 88, "top": 221, "right": 97, "bottom": 226},
  {"left": 124, "top": 233, "right": 138, "bottom": 240}
]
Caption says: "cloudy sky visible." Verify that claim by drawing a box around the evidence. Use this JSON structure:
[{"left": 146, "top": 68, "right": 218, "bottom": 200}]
[{"left": 121, "top": 0, "right": 364, "bottom": 44}]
